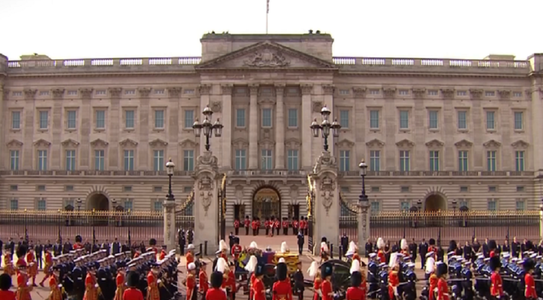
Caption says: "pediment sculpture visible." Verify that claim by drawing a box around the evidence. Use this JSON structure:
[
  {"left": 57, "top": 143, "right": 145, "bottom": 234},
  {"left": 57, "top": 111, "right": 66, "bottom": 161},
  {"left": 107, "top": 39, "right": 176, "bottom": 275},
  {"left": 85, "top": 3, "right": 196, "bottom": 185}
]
[
  {"left": 511, "top": 140, "right": 529, "bottom": 149},
  {"left": 483, "top": 139, "right": 501, "bottom": 149},
  {"left": 243, "top": 49, "right": 290, "bottom": 68},
  {"left": 90, "top": 139, "right": 109, "bottom": 147},
  {"left": 454, "top": 139, "right": 473, "bottom": 149},
  {"left": 425, "top": 139, "right": 444, "bottom": 148},
  {"left": 119, "top": 138, "right": 138, "bottom": 147},
  {"left": 34, "top": 139, "right": 51, "bottom": 147},
  {"left": 61, "top": 139, "right": 80, "bottom": 148},
  {"left": 149, "top": 138, "right": 168, "bottom": 147},
  {"left": 366, "top": 139, "right": 385, "bottom": 148}
]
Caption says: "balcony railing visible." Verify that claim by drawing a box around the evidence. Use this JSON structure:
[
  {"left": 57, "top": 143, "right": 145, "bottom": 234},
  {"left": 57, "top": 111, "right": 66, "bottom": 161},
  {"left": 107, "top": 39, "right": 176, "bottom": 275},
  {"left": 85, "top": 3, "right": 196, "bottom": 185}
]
[
  {"left": 339, "top": 170, "right": 534, "bottom": 177},
  {"left": 0, "top": 170, "right": 194, "bottom": 176}
]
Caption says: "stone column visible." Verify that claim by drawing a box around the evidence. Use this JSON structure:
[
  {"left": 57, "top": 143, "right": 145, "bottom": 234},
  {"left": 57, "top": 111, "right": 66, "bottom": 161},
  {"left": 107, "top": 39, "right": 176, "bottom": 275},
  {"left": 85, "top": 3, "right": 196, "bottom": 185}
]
[
  {"left": 193, "top": 151, "right": 222, "bottom": 251},
  {"left": 167, "top": 87, "right": 182, "bottom": 163},
  {"left": 199, "top": 85, "right": 212, "bottom": 155},
  {"left": 138, "top": 87, "right": 152, "bottom": 169},
  {"left": 163, "top": 199, "right": 177, "bottom": 251},
  {"left": 221, "top": 84, "right": 233, "bottom": 169},
  {"left": 357, "top": 202, "right": 370, "bottom": 255},
  {"left": 51, "top": 90, "right": 64, "bottom": 168},
  {"left": 310, "top": 151, "right": 340, "bottom": 255},
  {"left": 0, "top": 86, "right": 5, "bottom": 170},
  {"left": 107, "top": 88, "right": 122, "bottom": 169},
  {"left": 274, "top": 84, "right": 285, "bottom": 169},
  {"left": 531, "top": 88, "right": 543, "bottom": 171},
  {"left": 301, "top": 84, "right": 313, "bottom": 169},
  {"left": 248, "top": 84, "right": 259, "bottom": 169},
  {"left": 23, "top": 89, "right": 37, "bottom": 169}
]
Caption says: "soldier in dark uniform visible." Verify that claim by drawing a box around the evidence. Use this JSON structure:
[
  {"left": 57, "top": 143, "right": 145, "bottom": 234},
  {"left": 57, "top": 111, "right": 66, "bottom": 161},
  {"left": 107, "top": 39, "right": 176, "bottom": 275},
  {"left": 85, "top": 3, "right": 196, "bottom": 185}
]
[
  {"left": 404, "top": 262, "right": 417, "bottom": 300},
  {"left": 379, "top": 263, "right": 390, "bottom": 300},
  {"left": 178, "top": 229, "right": 186, "bottom": 255},
  {"left": 340, "top": 233, "right": 349, "bottom": 256},
  {"left": 297, "top": 231, "right": 304, "bottom": 255},
  {"left": 419, "top": 239, "right": 428, "bottom": 270},
  {"left": 367, "top": 253, "right": 379, "bottom": 299},
  {"left": 293, "top": 261, "right": 304, "bottom": 300},
  {"left": 511, "top": 237, "right": 520, "bottom": 258}
]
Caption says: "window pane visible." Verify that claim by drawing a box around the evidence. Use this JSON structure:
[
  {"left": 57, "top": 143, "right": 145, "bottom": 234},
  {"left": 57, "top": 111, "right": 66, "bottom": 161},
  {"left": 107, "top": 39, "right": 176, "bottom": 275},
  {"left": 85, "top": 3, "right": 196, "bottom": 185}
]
[
  {"left": 457, "top": 111, "right": 466, "bottom": 129},
  {"left": 288, "top": 109, "right": 298, "bottom": 127},
  {"left": 429, "top": 151, "right": 439, "bottom": 171},
  {"left": 10, "top": 150, "right": 19, "bottom": 171},
  {"left": 339, "top": 150, "right": 350, "bottom": 172},
  {"left": 399, "top": 111, "right": 409, "bottom": 129},
  {"left": 235, "top": 149, "right": 246, "bottom": 170},
  {"left": 67, "top": 111, "right": 77, "bottom": 129},
  {"left": 38, "top": 150, "right": 47, "bottom": 170},
  {"left": 66, "top": 150, "right": 76, "bottom": 171},
  {"left": 183, "top": 150, "right": 194, "bottom": 171},
  {"left": 486, "top": 111, "right": 495, "bottom": 130},
  {"left": 96, "top": 110, "right": 105, "bottom": 129},
  {"left": 125, "top": 110, "right": 135, "bottom": 128},
  {"left": 95, "top": 150, "right": 105, "bottom": 171},
  {"left": 514, "top": 112, "right": 523, "bottom": 130},
  {"left": 155, "top": 110, "right": 164, "bottom": 128},
  {"left": 12, "top": 111, "right": 20, "bottom": 129},
  {"left": 370, "top": 150, "right": 380, "bottom": 172},
  {"left": 236, "top": 109, "right": 246, "bottom": 127},
  {"left": 262, "top": 109, "right": 272, "bottom": 127},
  {"left": 370, "top": 110, "right": 379, "bottom": 129},
  {"left": 287, "top": 150, "right": 298, "bottom": 171},
  {"left": 261, "top": 149, "right": 272, "bottom": 170},
  {"left": 184, "top": 110, "right": 194, "bottom": 128},
  {"left": 428, "top": 111, "right": 438, "bottom": 129},
  {"left": 39, "top": 111, "right": 48, "bottom": 129},
  {"left": 124, "top": 150, "right": 134, "bottom": 171},
  {"left": 339, "top": 110, "right": 349, "bottom": 128},
  {"left": 153, "top": 150, "right": 164, "bottom": 171},
  {"left": 399, "top": 150, "right": 410, "bottom": 171}
]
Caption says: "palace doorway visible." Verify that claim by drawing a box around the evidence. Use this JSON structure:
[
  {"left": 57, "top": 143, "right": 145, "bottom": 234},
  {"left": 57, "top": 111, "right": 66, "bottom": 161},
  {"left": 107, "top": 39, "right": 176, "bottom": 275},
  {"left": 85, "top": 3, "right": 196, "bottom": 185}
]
[
  {"left": 424, "top": 194, "right": 447, "bottom": 212},
  {"left": 252, "top": 187, "right": 281, "bottom": 220},
  {"left": 88, "top": 193, "right": 109, "bottom": 211}
]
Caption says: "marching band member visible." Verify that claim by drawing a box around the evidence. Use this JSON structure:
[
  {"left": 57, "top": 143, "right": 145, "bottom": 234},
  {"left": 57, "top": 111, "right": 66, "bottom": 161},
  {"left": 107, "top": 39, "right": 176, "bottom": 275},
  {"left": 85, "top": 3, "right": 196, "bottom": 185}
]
[
  {"left": 113, "top": 266, "right": 126, "bottom": 300},
  {"left": 199, "top": 261, "right": 209, "bottom": 297},
  {"left": 400, "top": 239, "right": 410, "bottom": 257},
  {"left": 488, "top": 240, "right": 498, "bottom": 258},
  {"left": 148, "top": 238, "right": 158, "bottom": 256},
  {"left": 39, "top": 246, "right": 53, "bottom": 287},
  {"left": 83, "top": 263, "right": 98, "bottom": 300},
  {"left": 376, "top": 238, "right": 386, "bottom": 263},
  {"left": 489, "top": 256, "right": 503, "bottom": 299},
  {"left": 320, "top": 237, "right": 329, "bottom": 263},
  {"left": 73, "top": 235, "right": 84, "bottom": 250},
  {"left": 26, "top": 246, "right": 38, "bottom": 286},
  {"left": 428, "top": 238, "right": 437, "bottom": 255},
  {"left": 227, "top": 262, "right": 237, "bottom": 300},
  {"left": 436, "top": 262, "right": 449, "bottom": 300},
  {"left": 346, "top": 271, "right": 365, "bottom": 300},
  {"left": 320, "top": 264, "right": 333, "bottom": 300},
  {"left": 272, "top": 262, "right": 293, "bottom": 300},
  {"left": 16, "top": 264, "right": 32, "bottom": 300},
  {"left": 245, "top": 255, "right": 258, "bottom": 300},
  {"left": 146, "top": 263, "right": 161, "bottom": 300},
  {"left": 123, "top": 271, "right": 144, "bottom": 300},
  {"left": 388, "top": 264, "right": 400, "bottom": 300},
  {"left": 524, "top": 259, "right": 537, "bottom": 300},
  {"left": 0, "top": 273, "right": 16, "bottom": 300},
  {"left": 184, "top": 262, "right": 197, "bottom": 300},
  {"left": 307, "top": 261, "right": 321, "bottom": 300},
  {"left": 281, "top": 241, "right": 290, "bottom": 254},
  {"left": 208, "top": 271, "right": 228, "bottom": 300},
  {"left": 48, "top": 266, "right": 63, "bottom": 300}
]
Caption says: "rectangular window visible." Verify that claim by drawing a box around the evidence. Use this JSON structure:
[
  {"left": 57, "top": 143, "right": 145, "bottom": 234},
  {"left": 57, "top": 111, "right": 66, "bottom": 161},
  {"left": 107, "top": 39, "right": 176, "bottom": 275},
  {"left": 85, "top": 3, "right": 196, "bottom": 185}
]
[
  {"left": 515, "top": 200, "right": 525, "bottom": 211},
  {"left": 10, "top": 150, "right": 19, "bottom": 171},
  {"left": 95, "top": 110, "right": 105, "bottom": 129},
  {"left": 515, "top": 151, "right": 525, "bottom": 172},
  {"left": 10, "top": 185, "right": 17, "bottom": 191},
  {"left": 262, "top": 108, "right": 272, "bottom": 127},
  {"left": 457, "top": 111, "right": 467, "bottom": 129},
  {"left": 287, "top": 150, "right": 298, "bottom": 171},
  {"left": 236, "top": 109, "right": 246, "bottom": 127},
  {"left": 339, "top": 110, "right": 349, "bottom": 128},
  {"left": 124, "top": 199, "right": 133, "bottom": 211},
  {"left": 39, "top": 111, "right": 48, "bottom": 129},
  {"left": 154, "top": 186, "right": 163, "bottom": 193},
  {"left": 65, "top": 185, "right": 74, "bottom": 191},
  {"left": 460, "top": 186, "right": 469, "bottom": 192},
  {"left": 67, "top": 110, "right": 77, "bottom": 129},
  {"left": 12, "top": 111, "right": 21, "bottom": 129},
  {"left": 429, "top": 150, "right": 439, "bottom": 171},
  {"left": 371, "top": 202, "right": 380, "bottom": 213},
  {"left": 183, "top": 186, "right": 192, "bottom": 193},
  {"left": 401, "top": 186, "right": 410, "bottom": 193},
  {"left": 10, "top": 199, "right": 18, "bottom": 210},
  {"left": 339, "top": 150, "right": 350, "bottom": 172},
  {"left": 516, "top": 186, "right": 525, "bottom": 192},
  {"left": 287, "top": 109, "right": 298, "bottom": 127},
  {"left": 124, "top": 150, "right": 134, "bottom": 171},
  {"left": 487, "top": 199, "right": 497, "bottom": 211},
  {"left": 487, "top": 150, "right": 497, "bottom": 172},
  {"left": 94, "top": 150, "right": 105, "bottom": 171},
  {"left": 235, "top": 149, "right": 247, "bottom": 170},
  {"left": 65, "top": 150, "right": 76, "bottom": 171},
  {"left": 183, "top": 150, "right": 194, "bottom": 171},
  {"left": 370, "top": 150, "right": 380, "bottom": 172},
  {"left": 399, "top": 110, "right": 409, "bottom": 129},
  {"left": 399, "top": 90, "right": 409, "bottom": 96},
  {"left": 155, "top": 110, "right": 164, "bottom": 128},
  {"left": 184, "top": 110, "right": 194, "bottom": 128},
  {"left": 399, "top": 150, "right": 410, "bottom": 172},
  {"left": 37, "top": 150, "right": 47, "bottom": 170},
  {"left": 153, "top": 200, "right": 163, "bottom": 212},
  {"left": 514, "top": 111, "right": 523, "bottom": 130},
  {"left": 261, "top": 149, "right": 273, "bottom": 170},
  {"left": 153, "top": 150, "right": 164, "bottom": 171},
  {"left": 123, "top": 186, "right": 132, "bottom": 192},
  {"left": 458, "top": 150, "right": 468, "bottom": 171},
  {"left": 428, "top": 110, "right": 438, "bottom": 129},
  {"left": 369, "top": 89, "right": 379, "bottom": 95},
  {"left": 488, "top": 186, "right": 497, "bottom": 192},
  {"left": 37, "top": 198, "right": 46, "bottom": 211},
  {"left": 371, "top": 186, "right": 380, "bottom": 192},
  {"left": 486, "top": 111, "right": 495, "bottom": 130},
  {"left": 458, "top": 199, "right": 469, "bottom": 208},
  {"left": 369, "top": 110, "right": 379, "bottom": 129},
  {"left": 400, "top": 201, "right": 410, "bottom": 211},
  {"left": 428, "top": 90, "right": 438, "bottom": 96},
  {"left": 125, "top": 110, "right": 135, "bottom": 129}
]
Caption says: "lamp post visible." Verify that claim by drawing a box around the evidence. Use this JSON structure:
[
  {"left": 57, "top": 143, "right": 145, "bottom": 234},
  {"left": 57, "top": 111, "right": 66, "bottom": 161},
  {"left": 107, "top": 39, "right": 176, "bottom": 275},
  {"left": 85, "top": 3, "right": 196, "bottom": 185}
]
[
  {"left": 92, "top": 208, "right": 96, "bottom": 247},
  {"left": 310, "top": 106, "right": 341, "bottom": 152},
  {"left": 166, "top": 159, "right": 175, "bottom": 201},
  {"left": 357, "top": 160, "right": 370, "bottom": 254},
  {"left": 76, "top": 198, "right": 82, "bottom": 226},
  {"left": 451, "top": 199, "right": 457, "bottom": 228},
  {"left": 358, "top": 160, "right": 368, "bottom": 203},
  {"left": 111, "top": 199, "right": 117, "bottom": 227},
  {"left": 23, "top": 208, "right": 28, "bottom": 243},
  {"left": 57, "top": 209, "right": 62, "bottom": 243},
  {"left": 192, "top": 105, "right": 223, "bottom": 151},
  {"left": 417, "top": 199, "right": 422, "bottom": 228}
]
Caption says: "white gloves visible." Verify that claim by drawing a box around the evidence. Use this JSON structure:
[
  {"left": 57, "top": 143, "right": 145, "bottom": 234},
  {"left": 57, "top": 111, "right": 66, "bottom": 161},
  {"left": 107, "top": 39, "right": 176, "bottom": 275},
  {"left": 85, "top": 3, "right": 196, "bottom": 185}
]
[
  {"left": 57, "top": 284, "right": 63, "bottom": 288},
  {"left": 157, "top": 280, "right": 162, "bottom": 284},
  {"left": 265, "top": 289, "right": 270, "bottom": 293},
  {"left": 95, "top": 284, "right": 99, "bottom": 288},
  {"left": 317, "top": 290, "right": 323, "bottom": 297}
]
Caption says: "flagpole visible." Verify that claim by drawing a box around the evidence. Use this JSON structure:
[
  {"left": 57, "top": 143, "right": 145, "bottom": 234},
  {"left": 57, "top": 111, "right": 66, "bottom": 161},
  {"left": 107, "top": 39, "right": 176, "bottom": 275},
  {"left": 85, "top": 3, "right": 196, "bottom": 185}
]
[{"left": 266, "top": 0, "right": 269, "bottom": 34}]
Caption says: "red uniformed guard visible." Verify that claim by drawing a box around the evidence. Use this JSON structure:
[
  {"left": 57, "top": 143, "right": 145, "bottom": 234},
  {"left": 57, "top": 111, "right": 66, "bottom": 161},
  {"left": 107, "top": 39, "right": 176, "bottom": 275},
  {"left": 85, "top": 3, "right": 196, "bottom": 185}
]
[
  {"left": 264, "top": 218, "right": 271, "bottom": 236},
  {"left": 252, "top": 218, "right": 258, "bottom": 236},
  {"left": 292, "top": 218, "right": 299, "bottom": 235},
  {"left": 388, "top": 265, "right": 400, "bottom": 300},
  {"left": 489, "top": 256, "right": 503, "bottom": 298},
  {"left": 146, "top": 263, "right": 161, "bottom": 300},
  {"left": 429, "top": 271, "right": 438, "bottom": 300},
  {"left": 524, "top": 259, "right": 537, "bottom": 299},
  {"left": 207, "top": 271, "right": 227, "bottom": 300},
  {"left": 300, "top": 218, "right": 306, "bottom": 235},
  {"left": 234, "top": 218, "right": 240, "bottom": 235},
  {"left": 199, "top": 261, "right": 209, "bottom": 297},
  {"left": 186, "top": 244, "right": 195, "bottom": 267},
  {"left": 74, "top": 235, "right": 84, "bottom": 250},
  {"left": 123, "top": 271, "right": 144, "bottom": 300},
  {"left": 252, "top": 265, "right": 266, "bottom": 300},
  {"left": 256, "top": 218, "right": 261, "bottom": 235},
  {"left": 488, "top": 240, "right": 498, "bottom": 258},
  {"left": 320, "top": 264, "right": 334, "bottom": 300},
  {"left": 244, "top": 216, "right": 251, "bottom": 235},
  {"left": 83, "top": 264, "right": 98, "bottom": 300},
  {"left": 0, "top": 273, "right": 16, "bottom": 300},
  {"left": 227, "top": 262, "right": 237, "bottom": 300},
  {"left": 272, "top": 262, "right": 293, "bottom": 300},
  {"left": 26, "top": 246, "right": 38, "bottom": 286},
  {"left": 184, "top": 262, "right": 197, "bottom": 300},
  {"left": 48, "top": 267, "right": 63, "bottom": 300},
  {"left": 269, "top": 218, "right": 275, "bottom": 237},
  {"left": 16, "top": 264, "right": 32, "bottom": 300},
  {"left": 282, "top": 218, "right": 289, "bottom": 235},
  {"left": 376, "top": 238, "right": 386, "bottom": 263},
  {"left": 3, "top": 249, "right": 14, "bottom": 276},
  {"left": 159, "top": 245, "right": 167, "bottom": 260},
  {"left": 428, "top": 238, "right": 438, "bottom": 256},
  {"left": 349, "top": 259, "right": 366, "bottom": 298},
  {"left": 39, "top": 247, "right": 53, "bottom": 286},
  {"left": 231, "top": 239, "right": 242, "bottom": 262},
  {"left": 274, "top": 219, "right": 280, "bottom": 235},
  {"left": 113, "top": 267, "right": 125, "bottom": 300},
  {"left": 436, "top": 262, "right": 449, "bottom": 300},
  {"left": 148, "top": 238, "right": 158, "bottom": 256},
  {"left": 346, "top": 271, "right": 365, "bottom": 300}
]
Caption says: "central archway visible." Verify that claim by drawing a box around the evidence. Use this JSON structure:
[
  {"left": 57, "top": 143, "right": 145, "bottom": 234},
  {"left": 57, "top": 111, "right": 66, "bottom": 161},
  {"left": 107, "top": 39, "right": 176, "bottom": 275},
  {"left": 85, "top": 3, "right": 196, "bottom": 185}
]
[
  {"left": 252, "top": 187, "right": 281, "bottom": 220},
  {"left": 87, "top": 193, "right": 109, "bottom": 211},
  {"left": 424, "top": 194, "right": 447, "bottom": 212}
]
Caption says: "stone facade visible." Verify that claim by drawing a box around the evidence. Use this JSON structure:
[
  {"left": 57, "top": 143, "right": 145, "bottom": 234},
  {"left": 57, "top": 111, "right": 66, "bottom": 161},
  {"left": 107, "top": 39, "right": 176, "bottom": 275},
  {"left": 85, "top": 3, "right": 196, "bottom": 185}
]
[{"left": 0, "top": 33, "right": 542, "bottom": 223}]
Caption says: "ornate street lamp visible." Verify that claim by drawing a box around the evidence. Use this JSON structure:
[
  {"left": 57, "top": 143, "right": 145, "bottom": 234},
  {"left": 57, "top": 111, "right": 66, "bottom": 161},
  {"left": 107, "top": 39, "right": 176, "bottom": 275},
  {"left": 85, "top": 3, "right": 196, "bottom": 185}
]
[
  {"left": 358, "top": 160, "right": 368, "bottom": 203},
  {"left": 310, "top": 106, "right": 341, "bottom": 151},
  {"left": 166, "top": 159, "right": 175, "bottom": 201},
  {"left": 193, "top": 105, "right": 223, "bottom": 151},
  {"left": 76, "top": 198, "right": 82, "bottom": 226},
  {"left": 452, "top": 199, "right": 457, "bottom": 219},
  {"left": 416, "top": 199, "right": 423, "bottom": 228}
]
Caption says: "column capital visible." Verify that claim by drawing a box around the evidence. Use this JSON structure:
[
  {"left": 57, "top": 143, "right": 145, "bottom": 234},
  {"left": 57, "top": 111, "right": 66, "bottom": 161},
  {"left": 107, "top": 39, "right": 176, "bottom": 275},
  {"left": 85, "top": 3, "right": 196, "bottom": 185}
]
[
  {"left": 249, "top": 84, "right": 259, "bottom": 96},
  {"left": 221, "top": 84, "right": 233, "bottom": 96},
  {"left": 51, "top": 88, "right": 65, "bottom": 99},
  {"left": 199, "top": 84, "right": 212, "bottom": 95},
  {"left": 78, "top": 88, "right": 94, "bottom": 98},
  {"left": 469, "top": 88, "right": 483, "bottom": 100},
  {"left": 352, "top": 86, "right": 367, "bottom": 98},
  {"left": 108, "top": 87, "right": 123, "bottom": 98},
  {"left": 322, "top": 84, "right": 335, "bottom": 96},
  {"left": 301, "top": 84, "right": 313, "bottom": 95},
  {"left": 167, "top": 87, "right": 183, "bottom": 97},
  {"left": 24, "top": 88, "right": 37, "bottom": 100},
  {"left": 138, "top": 87, "right": 152, "bottom": 98},
  {"left": 274, "top": 83, "right": 286, "bottom": 95}
]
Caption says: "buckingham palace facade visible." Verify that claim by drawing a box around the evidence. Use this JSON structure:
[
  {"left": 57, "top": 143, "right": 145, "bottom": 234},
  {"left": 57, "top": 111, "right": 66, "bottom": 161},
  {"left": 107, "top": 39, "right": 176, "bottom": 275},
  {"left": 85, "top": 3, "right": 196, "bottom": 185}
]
[{"left": 0, "top": 32, "right": 542, "bottom": 223}]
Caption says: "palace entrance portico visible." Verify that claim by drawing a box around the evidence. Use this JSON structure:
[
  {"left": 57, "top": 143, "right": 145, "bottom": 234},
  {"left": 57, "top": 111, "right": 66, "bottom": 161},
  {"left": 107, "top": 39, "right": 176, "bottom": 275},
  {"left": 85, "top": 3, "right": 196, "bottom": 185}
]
[{"left": 252, "top": 187, "right": 281, "bottom": 220}]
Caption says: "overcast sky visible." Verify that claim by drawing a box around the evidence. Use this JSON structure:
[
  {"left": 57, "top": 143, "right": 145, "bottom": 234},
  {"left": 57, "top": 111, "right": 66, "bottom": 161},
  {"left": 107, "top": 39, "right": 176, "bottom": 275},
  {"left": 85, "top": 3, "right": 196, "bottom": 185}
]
[{"left": 2, "top": 0, "right": 541, "bottom": 61}]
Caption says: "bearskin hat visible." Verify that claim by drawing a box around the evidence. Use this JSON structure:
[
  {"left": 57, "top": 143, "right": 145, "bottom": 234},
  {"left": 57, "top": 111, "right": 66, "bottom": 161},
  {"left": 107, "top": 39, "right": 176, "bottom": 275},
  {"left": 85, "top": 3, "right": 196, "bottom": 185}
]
[
  {"left": 429, "top": 238, "right": 436, "bottom": 246},
  {"left": 321, "top": 237, "right": 327, "bottom": 243},
  {"left": 0, "top": 273, "right": 12, "bottom": 291},
  {"left": 487, "top": 240, "right": 497, "bottom": 251},
  {"left": 16, "top": 244, "right": 27, "bottom": 259},
  {"left": 75, "top": 235, "right": 82, "bottom": 243},
  {"left": 526, "top": 240, "right": 534, "bottom": 251},
  {"left": 436, "top": 262, "right": 448, "bottom": 277},
  {"left": 523, "top": 259, "right": 536, "bottom": 272},
  {"left": 489, "top": 256, "right": 501, "bottom": 271},
  {"left": 351, "top": 271, "right": 362, "bottom": 287},
  {"left": 321, "top": 264, "right": 333, "bottom": 278},
  {"left": 255, "top": 264, "right": 265, "bottom": 276},
  {"left": 127, "top": 271, "right": 140, "bottom": 287},
  {"left": 149, "top": 238, "right": 157, "bottom": 246},
  {"left": 276, "top": 263, "right": 288, "bottom": 281},
  {"left": 449, "top": 240, "right": 457, "bottom": 251},
  {"left": 211, "top": 271, "right": 223, "bottom": 288}
]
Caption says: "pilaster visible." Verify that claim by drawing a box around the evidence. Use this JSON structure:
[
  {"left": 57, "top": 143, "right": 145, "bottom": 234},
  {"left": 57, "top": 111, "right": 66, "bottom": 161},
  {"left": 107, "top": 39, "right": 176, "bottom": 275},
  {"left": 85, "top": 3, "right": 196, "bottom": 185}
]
[
  {"left": 301, "top": 84, "right": 313, "bottom": 169},
  {"left": 106, "top": 88, "right": 122, "bottom": 170},
  {"left": 51, "top": 95, "right": 63, "bottom": 168},
  {"left": 107, "top": 88, "right": 120, "bottom": 168},
  {"left": 23, "top": 89, "right": 37, "bottom": 170},
  {"left": 221, "top": 84, "right": 233, "bottom": 169},
  {"left": 248, "top": 84, "right": 259, "bottom": 169},
  {"left": 193, "top": 151, "right": 222, "bottom": 251},
  {"left": 198, "top": 85, "right": 212, "bottom": 156},
  {"left": 138, "top": 87, "right": 152, "bottom": 169},
  {"left": 168, "top": 87, "right": 182, "bottom": 164},
  {"left": 0, "top": 85, "right": 4, "bottom": 169},
  {"left": 275, "top": 84, "right": 285, "bottom": 169},
  {"left": 163, "top": 200, "right": 177, "bottom": 251},
  {"left": 531, "top": 87, "right": 543, "bottom": 172}
]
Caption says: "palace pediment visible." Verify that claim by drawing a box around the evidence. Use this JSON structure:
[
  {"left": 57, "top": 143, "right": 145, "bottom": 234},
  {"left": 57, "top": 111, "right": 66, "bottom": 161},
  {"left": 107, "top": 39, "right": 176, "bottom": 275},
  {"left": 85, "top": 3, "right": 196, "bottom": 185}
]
[{"left": 196, "top": 41, "right": 338, "bottom": 71}]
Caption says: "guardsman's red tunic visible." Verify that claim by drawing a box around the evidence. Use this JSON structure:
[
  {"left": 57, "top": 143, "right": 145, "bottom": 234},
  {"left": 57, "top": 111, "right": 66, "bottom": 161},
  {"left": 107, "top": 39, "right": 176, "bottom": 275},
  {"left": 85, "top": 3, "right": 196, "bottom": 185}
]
[
  {"left": 490, "top": 271, "right": 503, "bottom": 297},
  {"left": 313, "top": 277, "right": 322, "bottom": 300},
  {"left": 49, "top": 275, "right": 63, "bottom": 300},
  {"left": 26, "top": 252, "right": 37, "bottom": 277},
  {"left": 429, "top": 274, "right": 438, "bottom": 300},
  {"left": 321, "top": 279, "right": 333, "bottom": 300},
  {"left": 346, "top": 286, "right": 365, "bottom": 300},
  {"left": 83, "top": 273, "right": 98, "bottom": 300},
  {"left": 3, "top": 253, "right": 14, "bottom": 275},
  {"left": 249, "top": 273, "right": 256, "bottom": 300},
  {"left": 234, "top": 219, "right": 240, "bottom": 229},
  {"left": 206, "top": 288, "right": 227, "bottom": 300},
  {"left": 388, "top": 271, "right": 399, "bottom": 300},
  {"left": 43, "top": 252, "right": 53, "bottom": 275},
  {"left": 114, "top": 272, "right": 125, "bottom": 300},
  {"left": 185, "top": 252, "right": 194, "bottom": 265},
  {"left": 159, "top": 250, "right": 166, "bottom": 260},
  {"left": 146, "top": 271, "right": 160, "bottom": 300},
  {"left": 377, "top": 250, "right": 386, "bottom": 263},
  {"left": 0, "top": 290, "right": 16, "bottom": 300},
  {"left": 123, "top": 287, "right": 144, "bottom": 300},
  {"left": 16, "top": 272, "right": 32, "bottom": 300},
  {"left": 253, "top": 278, "right": 266, "bottom": 300},
  {"left": 272, "top": 279, "right": 293, "bottom": 300},
  {"left": 437, "top": 278, "right": 450, "bottom": 300},
  {"left": 185, "top": 273, "right": 196, "bottom": 300},
  {"left": 199, "top": 269, "right": 208, "bottom": 295},
  {"left": 525, "top": 273, "right": 537, "bottom": 299}
]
